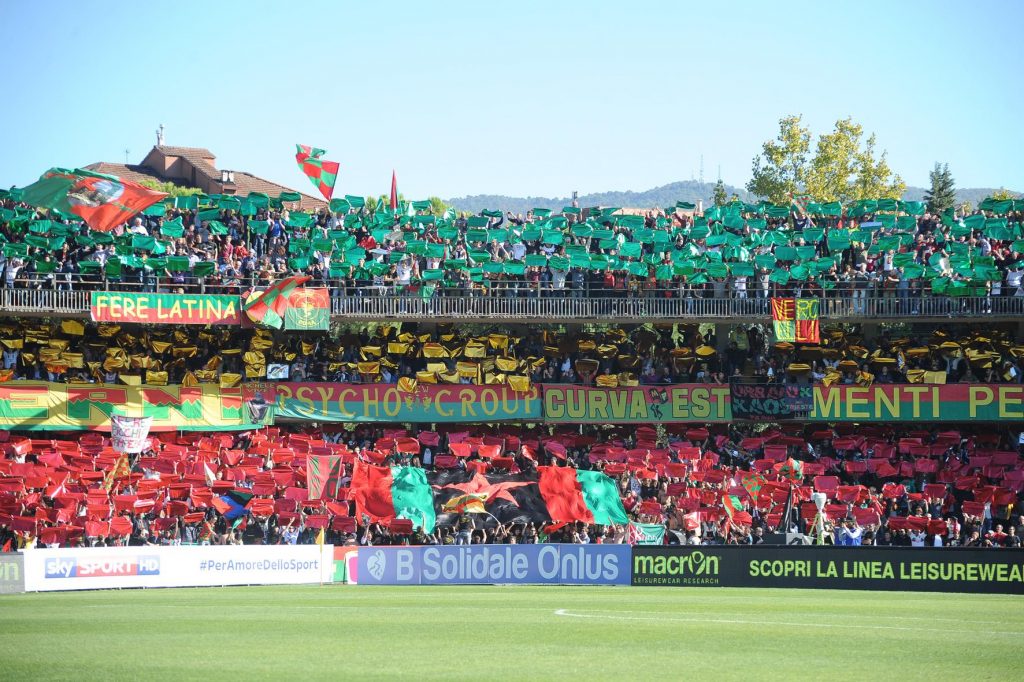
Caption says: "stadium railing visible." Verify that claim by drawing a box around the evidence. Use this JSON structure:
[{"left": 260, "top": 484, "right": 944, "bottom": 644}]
[{"left": 3, "top": 275, "right": 1023, "bottom": 321}]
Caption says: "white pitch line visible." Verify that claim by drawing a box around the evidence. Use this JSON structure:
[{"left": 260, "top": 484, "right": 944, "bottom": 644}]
[{"left": 553, "top": 609, "right": 1023, "bottom": 634}]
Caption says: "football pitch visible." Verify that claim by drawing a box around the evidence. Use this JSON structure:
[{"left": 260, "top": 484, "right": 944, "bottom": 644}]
[{"left": 1, "top": 585, "right": 1020, "bottom": 680}]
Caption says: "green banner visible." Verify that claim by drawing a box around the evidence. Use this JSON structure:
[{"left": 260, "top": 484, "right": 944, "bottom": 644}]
[{"left": 274, "top": 383, "right": 541, "bottom": 422}]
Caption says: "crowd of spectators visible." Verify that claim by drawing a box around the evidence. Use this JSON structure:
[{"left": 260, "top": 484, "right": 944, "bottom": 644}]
[
  {"left": 1, "top": 191, "right": 1023, "bottom": 300},
  {"left": 0, "top": 319, "right": 1021, "bottom": 387},
  {"left": 2, "top": 421, "right": 1021, "bottom": 550}
]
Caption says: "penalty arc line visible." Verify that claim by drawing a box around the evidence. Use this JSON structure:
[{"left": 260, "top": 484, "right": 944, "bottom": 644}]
[{"left": 553, "top": 610, "right": 1022, "bottom": 634}]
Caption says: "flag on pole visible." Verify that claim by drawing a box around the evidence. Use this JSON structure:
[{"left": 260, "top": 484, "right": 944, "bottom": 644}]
[
  {"left": 243, "top": 275, "right": 311, "bottom": 329},
  {"left": 294, "top": 144, "right": 339, "bottom": 201},
  {"left": 722, "top": 494, "right": 745, "bottom": 521},
  {"left": 19, "top": 168, "right": 167, "bottom": 232},
  {"left": 390, "top": 171, "right": 398, "bottom": 211}
]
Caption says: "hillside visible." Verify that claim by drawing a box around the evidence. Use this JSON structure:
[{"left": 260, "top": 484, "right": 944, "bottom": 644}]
[{"left": 447, "top": 181, "right": 1020, "bottom": 214}]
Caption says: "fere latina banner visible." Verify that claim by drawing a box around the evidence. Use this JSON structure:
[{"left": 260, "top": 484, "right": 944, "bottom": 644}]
[
  {"left": 90, "top": 292, "right": 242, "bottom": 325},
  {"left": 0, "top": 382, "right": 273, "bottom": 431},
  {"left": 274, "top": 383, "right": 542, "bottom": 423},
  {"left": 631, "top": 546, "right": 1024, "bottom": 594},
  {"left": 356, "top": 544, "right": 631, "bottom": 586},
  {"left": 541, "top": 384, "right": 732, "bottom": 424}
]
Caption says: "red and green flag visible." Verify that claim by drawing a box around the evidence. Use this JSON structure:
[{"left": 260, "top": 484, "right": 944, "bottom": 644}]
[
  {"left": 295, "top": 144, "right": 339, "bottom": 201},
  {"left": 722, "top": 494, "right": 745, "bottom": 520},
  {"left": 772, "top": 297, "right": 820, "bottom": 344},
  {"left": 19, "top": 168, "right": 167, "bottom": 232},
  {"left": 777, "top": 457, "right": 804, "bottom": 482},
  {"left": 307, "top": 454, "right": 344, "bottom": 500},
  {"left": 243, "top": 275, "right": 311, "bottom": 329},
  {"left": 351, "top": 461, "right": 436, "bottom": 532},
  {"left": 284, "top": 287, "right": 330, "bottom": 331},
  {"left": 741, "top": 471, "right": 765, "bottom": 499},
  {"left": 537, "top": 467, "right": 628, "bottom": 525}
]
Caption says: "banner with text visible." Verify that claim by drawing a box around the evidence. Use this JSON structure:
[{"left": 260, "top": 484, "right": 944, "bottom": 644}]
[
  {"left": 22, "top": 545, "right": 332, "bottom": 591},
  {"left": 541, "top": 384, "right": 1023, "bottom": 423},
  {"left": 356, "top": 544, "right": 631, "bottom": 585},
  {"left": 0, "top": 382, "right": 274, "bottom": 431},
  {"left": 541, "top": 384, "right": 731, "bottom": 424},
  {"left": 631, "top": 546, "right": 1024, "bottom": 594},
  {"left": 274, "top": 383, "right": 541, "bottom": 423},
  {"left": 90, "top": 292, "right": 242, "bottom": 325},
  {"left": 730, "top": 382, "right": 813, "bottom": 420}
]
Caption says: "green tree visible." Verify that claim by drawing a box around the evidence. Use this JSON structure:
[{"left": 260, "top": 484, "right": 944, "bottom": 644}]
[
  {"left": 805, "top": 118, "right": 905, "bottom": 202},
  {"left": 989, "top": 188, "right": 1018, "bottom": 201},
  {"left": 924, "top": 162, "right": 956, "bottom": 214},
  {"left": 427, "top": 196, "right": 449, "bottom": 215},
  {"left": 365, "top": 195, "right": 379, "bottom": 212},
  {"left": 712, "top": 180, "right": 728, "bottom": 206},
  {"left": 746, "top": 115, "right": 811, "bottom": 204},
  {"left": 138, "top": 179, "right": 203, "bottom": 197},
  {"left": 747, "top": 115, "right": 904, "bottom": 203}
]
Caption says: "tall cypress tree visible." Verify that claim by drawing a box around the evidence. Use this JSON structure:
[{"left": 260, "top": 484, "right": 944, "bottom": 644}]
[{"left": 924, "top": 162, "right": 956, "bottom": 214}]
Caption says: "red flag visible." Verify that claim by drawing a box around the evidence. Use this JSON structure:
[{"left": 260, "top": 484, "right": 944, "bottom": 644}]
[
  {"left": 19, "top": 168, "right": 167, "bottom": 233},
  {"left": 537, "top": 466, "right": 594, "bottom": 524},
  {"left": 390, "top": 170, "right": 398, "bottom": 211}
]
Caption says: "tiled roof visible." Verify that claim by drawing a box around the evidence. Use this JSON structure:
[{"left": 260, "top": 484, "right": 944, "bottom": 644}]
[
  {"left": 231, "top": 171, "right": 326, "bottom": 210},
  {"left": 154, "top": 146, "right": 215, "bottom": 160},
  {"left": 82, "top": 163, "right": 166, "bottom": 186}
]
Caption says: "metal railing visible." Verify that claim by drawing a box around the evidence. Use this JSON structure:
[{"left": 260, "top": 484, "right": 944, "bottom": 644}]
[{"left": 1, "top": 285, "right": 1022, "bottom": 321}]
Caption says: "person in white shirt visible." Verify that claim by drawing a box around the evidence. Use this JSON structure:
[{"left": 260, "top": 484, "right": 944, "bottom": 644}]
[{"left": 909, "top": 529, "right": 926, "bottom": 547}]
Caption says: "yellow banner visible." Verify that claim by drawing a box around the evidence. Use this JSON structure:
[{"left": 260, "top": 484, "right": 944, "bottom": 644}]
[{"left": 0, "top": 382, "right": 272, "bottom": 431}]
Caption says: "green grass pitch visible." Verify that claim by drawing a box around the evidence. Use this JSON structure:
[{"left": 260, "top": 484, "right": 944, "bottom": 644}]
[{"left": 1, "top": 586, "right": 1020, "bottom": 680}]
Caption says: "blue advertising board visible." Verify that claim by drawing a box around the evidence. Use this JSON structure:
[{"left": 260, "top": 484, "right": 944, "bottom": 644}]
[{"left": 357, "top": 544, "right": 631, "bottom": 586}]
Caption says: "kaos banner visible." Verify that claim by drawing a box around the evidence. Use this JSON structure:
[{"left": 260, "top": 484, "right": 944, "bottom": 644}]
[
  {"left": 275, "top": 383, "right": 541, "bottom": 423},
  {"left": 356, "top": 544, "right": 631, "bottom": 585},
  {"left": 631, "top": 546, "right": 1024, "bottom": 594}
]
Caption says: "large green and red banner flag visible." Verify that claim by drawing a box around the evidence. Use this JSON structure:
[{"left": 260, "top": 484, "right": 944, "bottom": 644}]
[
  {"left": 351, "top": 461, "right": 436, "bottom": 532},
  {"left": 307, "top": 454, "right": 345, "bottom": 500},
  {"left": 537, "top": 467, "right": 628, "bottom": 525},
  {"left": 283, "top": 287, "right": 329, "bottom": 331},
  {"left": 295, "top": 144, "right": 339, "bottom": 201},
  {"left": 243, "top": 275, "right": 311, "bottom": 329},
  {"left": 19, "top": 168, "right": 167, "bottom": 232},
  {"left": 351, "top": 465, "right": 627, "bottom": 530},
  {"left": 772, "top": 298, "right": 820, "bottom": 343}
]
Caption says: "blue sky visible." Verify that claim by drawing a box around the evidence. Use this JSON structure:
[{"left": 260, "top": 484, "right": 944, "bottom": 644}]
[{"left": 1, "top": 1, "right": 1021, "bottom": 198}]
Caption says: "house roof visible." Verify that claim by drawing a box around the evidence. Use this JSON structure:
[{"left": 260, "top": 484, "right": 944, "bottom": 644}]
[
  {"left": 154, "top": 146, "right": 215, "bottom": 160},
  {"left": 231, "top": 171, "right": 326, "bottom": 210},
  {"left": 82, "top": 162, "right": 166, "bottom": 186}
]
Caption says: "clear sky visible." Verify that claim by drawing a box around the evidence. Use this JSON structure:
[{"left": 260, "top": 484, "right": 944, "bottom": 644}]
[{"left": 1, "top": 0, "right": 1021, "bottom": 199}]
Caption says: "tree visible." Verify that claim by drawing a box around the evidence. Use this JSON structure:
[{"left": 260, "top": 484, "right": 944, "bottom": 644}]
[
  {"left": 712, "top": 180, "right": 728, "bottom": 206},
  {"left": 138, "top": 179, "right": 202, "bottom": 197},
  {"left": 924, "top": 163, "right": 956, "bottom": 214},
  {"left": 428, "top": 196, "right": 449, "bottom": 216},
  {"left": 747, "top": 115, "right": 905, "bottom": 203},
  {"left": 804, "top": 118, "right": 905, "bottom": 202},
  {"left": 746, "top": 115, "right": 811, "bottom": 204},
  {"left": 365, "top": 195, "right": 378, "bottom": 213}
]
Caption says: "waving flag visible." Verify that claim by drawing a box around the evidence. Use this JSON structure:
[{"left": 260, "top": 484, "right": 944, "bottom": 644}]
[
  {"left": 772, "top": 297, "right": 820, "bottom": 344},
  {"left": 19, "top": 168, "right": 167, "bottom": 232},
  {"left": 243, "top": 275, "right": 311, "bottom": 329},
  {"left": 295, "top": 144, "right": 339, "bottom": 201},
  {"left": 441, "top": 492, "right": 490, "bottom": 515},
  {"left": 213, "top": 489, "right": 253, "bottom": 521}
]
